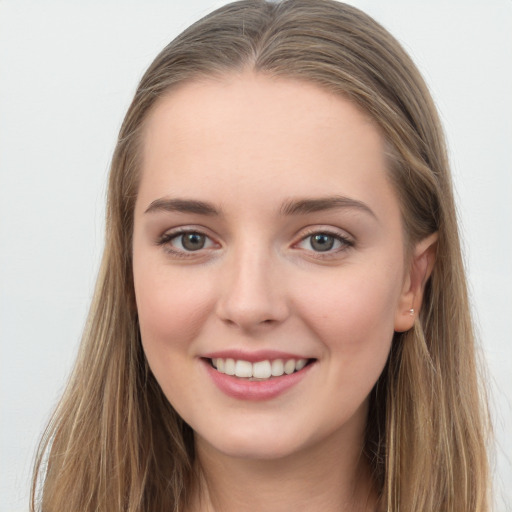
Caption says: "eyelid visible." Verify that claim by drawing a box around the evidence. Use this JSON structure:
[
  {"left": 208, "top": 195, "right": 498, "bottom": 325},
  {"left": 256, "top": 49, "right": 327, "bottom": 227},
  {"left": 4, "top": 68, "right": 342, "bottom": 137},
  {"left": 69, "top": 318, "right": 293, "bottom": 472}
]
[
  {"left": 157, "top": 226, "right": 220, "bottom": 255},
  {"left": 293, "top": 226, "right": 354, "bottom": 254}
]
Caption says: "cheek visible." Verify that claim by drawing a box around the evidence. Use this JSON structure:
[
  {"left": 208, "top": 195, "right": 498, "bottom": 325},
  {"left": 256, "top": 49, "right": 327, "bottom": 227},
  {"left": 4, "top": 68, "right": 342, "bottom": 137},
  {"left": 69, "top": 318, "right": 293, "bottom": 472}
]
[
  {"left": 294, "top": 262, "right": 402, "bottom": 359},
  {"left": 290, "top": 266, "right": 401, "bottom": 423},
  {"left": 133, "top": 265, "right": 213, "bottom": 353},
  {"left": 133, "top": 266, "right": 214, "bottom": 417}
]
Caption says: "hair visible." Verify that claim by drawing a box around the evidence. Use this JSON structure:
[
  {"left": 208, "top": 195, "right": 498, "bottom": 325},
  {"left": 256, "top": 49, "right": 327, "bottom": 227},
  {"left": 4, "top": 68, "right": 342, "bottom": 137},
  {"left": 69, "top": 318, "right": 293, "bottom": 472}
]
[{"left": 31, "top": 1, "right": 491, "bottom": 511}]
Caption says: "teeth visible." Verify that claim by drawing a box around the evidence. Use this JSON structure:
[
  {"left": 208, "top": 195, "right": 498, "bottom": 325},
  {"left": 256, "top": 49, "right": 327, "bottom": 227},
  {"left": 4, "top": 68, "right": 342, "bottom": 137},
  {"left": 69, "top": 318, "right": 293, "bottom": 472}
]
[
  {"left": 284, "top": 359, "right": 295, "bottom": 374},
  {"left": 225, "top": 358, "right": 236, "bottom": 376},
  {"left": 235, "top": 360, "right": 252, "bottom": 378},
  {"left": 211, "top": 357, "right": 309, "bottom": 379},
  {"left": 295, "top": 359, "right": 306, "bottom": 371},
  {"left": 271, "top": 359, "right": 284, "bottom": 376},
  {"left": 253, "top": 360, "right": 272, "bottom": 379}
]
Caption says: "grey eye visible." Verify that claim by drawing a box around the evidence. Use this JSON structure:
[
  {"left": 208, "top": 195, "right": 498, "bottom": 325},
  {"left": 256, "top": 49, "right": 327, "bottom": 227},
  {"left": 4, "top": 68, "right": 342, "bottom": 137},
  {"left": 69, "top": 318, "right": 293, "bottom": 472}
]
[
  {"left": 180, "top": 232, "right": 206, "bottom": 251},
  {"left": 161, "top": 229, "right": 216, "bottom": 254},
  {"left": 309, "top": 233, "right": 335, "bottom": 252}
]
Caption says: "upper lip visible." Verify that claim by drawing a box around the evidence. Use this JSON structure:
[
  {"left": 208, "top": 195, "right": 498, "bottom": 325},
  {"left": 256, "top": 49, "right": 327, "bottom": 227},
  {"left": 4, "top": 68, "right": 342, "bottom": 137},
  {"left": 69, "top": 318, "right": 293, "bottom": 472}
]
[{"left": 201, "top": 349, "right": 315, "bottom": 363}]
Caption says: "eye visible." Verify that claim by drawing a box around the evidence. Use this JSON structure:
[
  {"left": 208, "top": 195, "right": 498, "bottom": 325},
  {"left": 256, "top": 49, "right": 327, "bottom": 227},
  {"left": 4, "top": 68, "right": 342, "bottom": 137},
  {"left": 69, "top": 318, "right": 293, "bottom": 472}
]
[
  {"left": 159, "top": 230, "right": 216, "bottom": 253},
  {"left": 296, "top": 231, "right": 352, "bottom": 253},
  {"left": 176, "top": 232, "right": 208, "bottom": 251}
]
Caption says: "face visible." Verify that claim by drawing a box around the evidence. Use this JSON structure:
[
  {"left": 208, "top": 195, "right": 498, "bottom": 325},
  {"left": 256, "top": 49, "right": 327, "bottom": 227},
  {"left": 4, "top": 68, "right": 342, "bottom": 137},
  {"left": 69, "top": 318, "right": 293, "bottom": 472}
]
[{"left": 132, "top": 72, "right": 415, "bottom": 461}]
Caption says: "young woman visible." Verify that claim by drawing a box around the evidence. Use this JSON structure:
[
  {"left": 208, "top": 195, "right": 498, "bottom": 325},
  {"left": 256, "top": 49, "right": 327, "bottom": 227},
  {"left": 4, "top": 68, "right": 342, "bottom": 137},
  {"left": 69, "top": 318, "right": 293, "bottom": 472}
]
[{"left": 31, "top": 1, "right": 491, "bottom": 510}]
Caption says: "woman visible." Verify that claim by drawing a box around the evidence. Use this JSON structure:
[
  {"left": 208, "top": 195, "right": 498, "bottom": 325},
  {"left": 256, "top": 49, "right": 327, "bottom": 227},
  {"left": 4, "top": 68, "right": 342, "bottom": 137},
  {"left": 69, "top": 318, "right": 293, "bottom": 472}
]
[{"left": 31, "top": 1, "right": 491, "bottom": 510}]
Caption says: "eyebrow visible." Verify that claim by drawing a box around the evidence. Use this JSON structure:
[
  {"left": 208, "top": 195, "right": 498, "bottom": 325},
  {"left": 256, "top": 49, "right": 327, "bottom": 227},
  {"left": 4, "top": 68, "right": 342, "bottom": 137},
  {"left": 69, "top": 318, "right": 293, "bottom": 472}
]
[
  {"left": 144, "top": 197, "right": 220, "bottom": 216},
  {"left": 144, "top": 195, "right": 376, "bottom": 218},
  {"left": 280, "top": 195, "right": 376, "bottom": 218}
]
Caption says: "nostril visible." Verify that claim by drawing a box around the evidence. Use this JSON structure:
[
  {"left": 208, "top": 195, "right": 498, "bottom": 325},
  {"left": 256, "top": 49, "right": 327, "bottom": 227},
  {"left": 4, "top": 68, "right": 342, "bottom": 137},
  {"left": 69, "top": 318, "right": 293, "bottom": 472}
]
[{"left": 220, "top": 315, "right": 279, "bottom": 329}]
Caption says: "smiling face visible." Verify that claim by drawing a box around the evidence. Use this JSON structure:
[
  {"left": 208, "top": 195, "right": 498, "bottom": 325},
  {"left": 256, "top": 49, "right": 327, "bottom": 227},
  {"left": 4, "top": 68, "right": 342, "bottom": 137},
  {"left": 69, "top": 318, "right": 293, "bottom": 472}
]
[{"left": 132, "top": 72, "right": 416, "bottom": 461}]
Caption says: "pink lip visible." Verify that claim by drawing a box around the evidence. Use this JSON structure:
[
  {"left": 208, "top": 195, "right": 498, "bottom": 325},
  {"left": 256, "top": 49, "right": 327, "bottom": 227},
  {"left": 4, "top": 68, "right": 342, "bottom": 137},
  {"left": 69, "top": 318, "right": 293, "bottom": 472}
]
[
  {"left": 201, "top": 349, "right": 312, "bottom": 363},
  {"left": 201, "top": 358, "right": 316, "bottom": 401}
]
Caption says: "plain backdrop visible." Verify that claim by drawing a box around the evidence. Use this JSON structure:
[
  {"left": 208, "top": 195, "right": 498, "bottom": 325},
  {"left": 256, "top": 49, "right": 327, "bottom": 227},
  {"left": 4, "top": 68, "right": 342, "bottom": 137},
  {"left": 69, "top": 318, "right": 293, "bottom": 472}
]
[{"left": 1, "top": 1, "right": 511, "bottom": 510}]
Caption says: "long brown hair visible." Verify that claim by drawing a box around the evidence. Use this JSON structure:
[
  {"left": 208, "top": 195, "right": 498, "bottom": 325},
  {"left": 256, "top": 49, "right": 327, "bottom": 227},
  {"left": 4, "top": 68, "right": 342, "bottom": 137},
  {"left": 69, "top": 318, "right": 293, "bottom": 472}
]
[{"left": 31, "top": 1, "right": 490, "bottom": 510}]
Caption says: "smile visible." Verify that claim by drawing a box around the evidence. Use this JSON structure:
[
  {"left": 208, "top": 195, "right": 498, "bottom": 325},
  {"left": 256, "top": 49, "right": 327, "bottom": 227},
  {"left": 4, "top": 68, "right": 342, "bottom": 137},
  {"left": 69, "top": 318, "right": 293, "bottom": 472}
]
[
  {"left": 210, "top": 357, "right": 309, "bottom": 380},
  {"left": 203, "top": 356, "right": 317, "bottom": 401}
]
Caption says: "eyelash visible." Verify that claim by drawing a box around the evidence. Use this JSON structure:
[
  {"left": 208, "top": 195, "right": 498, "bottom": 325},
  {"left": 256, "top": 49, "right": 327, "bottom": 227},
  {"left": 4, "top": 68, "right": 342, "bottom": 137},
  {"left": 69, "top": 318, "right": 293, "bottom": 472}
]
[
  {"left": 156, "top": 228, "right": 354, "bottom": 258},
  {"left": 294, "top": 228, "right": 354, "bottom": 257},
  {"left": 157, "top": 228, "right": 217, "bottom": 257}
]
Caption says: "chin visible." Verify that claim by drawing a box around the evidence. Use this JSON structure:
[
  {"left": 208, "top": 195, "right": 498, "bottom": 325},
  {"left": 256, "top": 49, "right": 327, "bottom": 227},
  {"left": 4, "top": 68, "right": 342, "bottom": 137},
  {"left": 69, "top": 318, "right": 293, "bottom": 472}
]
[
  {"left": 207, "top": 439, "right": 304, "bottom": 461},
  {"left": 195, "top": 420, "right": 312, "bottom": 461}
]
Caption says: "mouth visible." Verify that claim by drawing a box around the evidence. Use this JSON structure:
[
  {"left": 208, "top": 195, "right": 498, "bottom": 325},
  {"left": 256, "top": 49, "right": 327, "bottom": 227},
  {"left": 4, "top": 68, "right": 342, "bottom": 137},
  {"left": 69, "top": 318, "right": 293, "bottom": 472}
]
[{"left": 205, "top": 357, "right": 316, "bottom": 381}]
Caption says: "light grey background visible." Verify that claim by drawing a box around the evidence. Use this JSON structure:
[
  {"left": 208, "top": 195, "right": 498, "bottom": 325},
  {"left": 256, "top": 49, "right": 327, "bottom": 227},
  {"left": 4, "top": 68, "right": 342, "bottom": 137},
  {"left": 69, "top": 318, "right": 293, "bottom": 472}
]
[{"left": 1, "top": 1, "right": 511, "bottom": 510}]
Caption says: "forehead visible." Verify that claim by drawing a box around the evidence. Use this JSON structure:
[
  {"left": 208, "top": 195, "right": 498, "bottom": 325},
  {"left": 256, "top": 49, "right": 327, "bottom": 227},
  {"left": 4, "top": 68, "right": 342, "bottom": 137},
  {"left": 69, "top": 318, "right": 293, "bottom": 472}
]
[{"left": 138, "top": 72, "right": 398, "bottom": 219}]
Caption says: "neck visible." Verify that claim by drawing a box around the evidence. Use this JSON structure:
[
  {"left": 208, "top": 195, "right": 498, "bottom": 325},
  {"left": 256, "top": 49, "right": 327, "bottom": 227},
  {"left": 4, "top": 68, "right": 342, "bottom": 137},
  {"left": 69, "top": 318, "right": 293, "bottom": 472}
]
[{"left": 187, "top": 421, "right": 378, "bottom": 512}]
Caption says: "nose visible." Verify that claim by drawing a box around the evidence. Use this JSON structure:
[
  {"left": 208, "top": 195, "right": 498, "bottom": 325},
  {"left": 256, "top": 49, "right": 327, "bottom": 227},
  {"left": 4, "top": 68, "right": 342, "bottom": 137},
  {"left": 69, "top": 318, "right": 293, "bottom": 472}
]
[{"left": 215, "top": 244, "right": 290, "bottom": 331}]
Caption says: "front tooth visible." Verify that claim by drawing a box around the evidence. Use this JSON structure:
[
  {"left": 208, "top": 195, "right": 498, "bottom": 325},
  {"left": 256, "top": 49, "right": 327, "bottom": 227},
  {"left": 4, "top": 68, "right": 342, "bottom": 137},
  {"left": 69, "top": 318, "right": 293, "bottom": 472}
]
[
  {"left": 284, "top": 359, "right": 296, "bottom": 375},
  {"left": 216, "top": 358, "right": 225, "bottom": 373},
  {"left": 211, "top": 358, "right": 218, "bottom": 369},
  {"left": 235, "top": 360, "right": 252, "bottom": 378},
  {"left": 225, "top": 358, "right": 236, "bottom": 375},
  {"left": 271, "top": 359, "right": 284, "bottom": 377},
  {"left": 295, "top": 358, "right": 307, "bottom": 371},
  {"left": 253, "top": 360, "right": 272, "bottom": 379}
]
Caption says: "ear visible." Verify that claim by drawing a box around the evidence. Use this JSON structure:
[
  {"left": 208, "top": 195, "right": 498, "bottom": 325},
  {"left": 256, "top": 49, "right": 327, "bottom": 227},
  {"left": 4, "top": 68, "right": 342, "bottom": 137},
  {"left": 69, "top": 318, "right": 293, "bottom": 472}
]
[{"left": 394, "top": 232, "right": 438, "bottom": 332}]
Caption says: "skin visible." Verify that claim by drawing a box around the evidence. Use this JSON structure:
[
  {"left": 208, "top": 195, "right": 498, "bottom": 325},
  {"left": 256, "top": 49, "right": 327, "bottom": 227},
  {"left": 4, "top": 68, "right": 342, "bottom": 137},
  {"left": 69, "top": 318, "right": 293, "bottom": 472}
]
[{"left": 132, "top": 71, "right": 436, "bottom": 511}]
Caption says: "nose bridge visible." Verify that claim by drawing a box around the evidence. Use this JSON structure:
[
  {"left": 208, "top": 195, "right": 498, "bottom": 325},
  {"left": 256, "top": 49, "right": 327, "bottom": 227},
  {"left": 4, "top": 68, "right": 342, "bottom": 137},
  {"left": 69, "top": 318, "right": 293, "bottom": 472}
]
[{"left": 216, "top": 237, "right": 288, "bottom": 329}]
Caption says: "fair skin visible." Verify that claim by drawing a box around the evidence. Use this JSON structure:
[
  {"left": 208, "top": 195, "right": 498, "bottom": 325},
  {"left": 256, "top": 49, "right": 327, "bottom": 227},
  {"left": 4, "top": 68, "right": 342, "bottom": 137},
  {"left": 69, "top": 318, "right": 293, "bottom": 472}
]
[{"left": 132, "top": 71, "right": 436, "bottom": 511}]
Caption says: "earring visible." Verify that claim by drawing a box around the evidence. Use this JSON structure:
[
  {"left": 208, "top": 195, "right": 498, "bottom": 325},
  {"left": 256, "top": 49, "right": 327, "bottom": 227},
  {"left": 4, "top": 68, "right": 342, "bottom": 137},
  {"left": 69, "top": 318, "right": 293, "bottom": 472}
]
[{"left": 409, "top": 308, "right": 415, "bottom": 316}]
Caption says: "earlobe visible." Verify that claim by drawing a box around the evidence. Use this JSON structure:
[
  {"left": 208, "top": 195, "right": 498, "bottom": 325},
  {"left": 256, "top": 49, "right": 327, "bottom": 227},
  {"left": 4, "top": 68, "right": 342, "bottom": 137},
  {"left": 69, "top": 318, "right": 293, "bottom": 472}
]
[{"left": 394, "top": 232, "right": 438, "bottom": 332}]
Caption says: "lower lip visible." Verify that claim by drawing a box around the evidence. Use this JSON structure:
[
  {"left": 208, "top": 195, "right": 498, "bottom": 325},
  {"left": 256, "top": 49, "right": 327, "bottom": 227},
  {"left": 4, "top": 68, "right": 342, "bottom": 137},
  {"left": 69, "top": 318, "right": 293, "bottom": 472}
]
[{"left": 202, "top": 359, "right": 315, "bottom": 401}]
